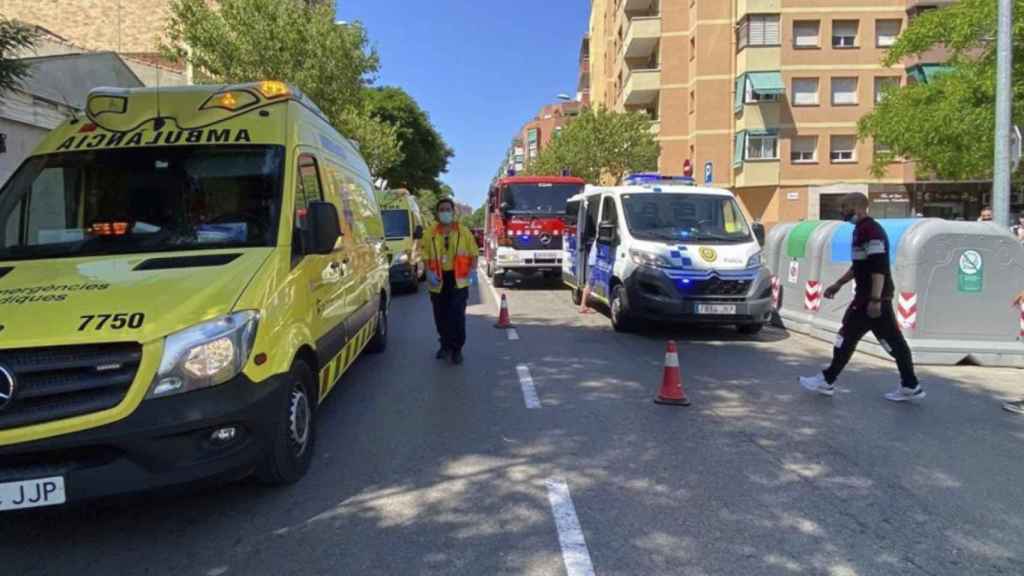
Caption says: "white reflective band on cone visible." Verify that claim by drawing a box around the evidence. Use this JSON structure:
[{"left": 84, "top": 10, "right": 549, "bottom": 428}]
[{"left": 664, "top": 353, "right": 679, "bottom": 368}]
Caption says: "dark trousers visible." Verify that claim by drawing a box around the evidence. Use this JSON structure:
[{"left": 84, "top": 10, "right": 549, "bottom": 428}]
[
  {"left": 431, "top": 271, "right": 469, "bottom": 352},
  {"left": 824, "top": 302, "right": 919, "bottom": 388}
]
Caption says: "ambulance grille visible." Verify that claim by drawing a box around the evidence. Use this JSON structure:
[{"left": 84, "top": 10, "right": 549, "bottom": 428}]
[{"left": 0, "top": 343, "right": 142, "bottom": 431}]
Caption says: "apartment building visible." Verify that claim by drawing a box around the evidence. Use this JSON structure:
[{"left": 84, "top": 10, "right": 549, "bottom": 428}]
[
  {"left": 586, "top": 0, "right": 988, "bottom": 225},
  {"left": 498, "top": 100, "right": 583, "bottom": 178}
]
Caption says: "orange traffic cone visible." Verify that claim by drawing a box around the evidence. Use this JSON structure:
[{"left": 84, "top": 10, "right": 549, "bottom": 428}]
[
  {"left": 655, "top": 340, "right": 690, "bottom": 406},
  {"left": 494, "top": 294, "right": 512, "bottom": 328}
]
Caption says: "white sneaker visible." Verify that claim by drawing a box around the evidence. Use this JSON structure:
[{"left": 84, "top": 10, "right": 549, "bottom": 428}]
[
  {"left": 800, "top": 373, "right": 835, "bottom": 396},
  {"left": 884, "top": 385, "right": 926, "bottom": 402}
]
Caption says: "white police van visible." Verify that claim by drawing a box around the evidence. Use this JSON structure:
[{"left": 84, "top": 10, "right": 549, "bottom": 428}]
[{"left": 562, "top": 175, "right": 772, "bottom": 333}]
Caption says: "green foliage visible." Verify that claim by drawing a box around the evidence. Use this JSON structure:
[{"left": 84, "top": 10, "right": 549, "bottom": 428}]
[
  {"left": 365, "top": 87, "right": 453, "bottom": 190},
  {"left": 860, "top": 0, "right": 1024, "bottom": 180},
  {"left": 464, "top": 205, "right": 487, "bottom": 228},
  {"left": 527, "top": 107, "right": 659, "bottom": 183},
  {"left": 165, "top": 0, "right": 402, "bottom": 173},
  {"left": 0, "top": 18, "right": 39, "bottom": 95}
]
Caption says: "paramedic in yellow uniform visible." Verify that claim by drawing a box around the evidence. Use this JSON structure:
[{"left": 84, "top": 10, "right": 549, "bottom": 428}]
[{"left": 423, "top": 198, "right": 479, "bottom": 365}]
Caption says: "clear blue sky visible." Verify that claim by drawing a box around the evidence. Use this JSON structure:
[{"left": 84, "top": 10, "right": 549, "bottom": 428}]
[{"left": 335, "top": 1, "right": 589, "bottom": 209}]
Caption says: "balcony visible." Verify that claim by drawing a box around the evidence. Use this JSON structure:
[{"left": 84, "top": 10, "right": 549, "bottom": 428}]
[
  {"left": 623, "top": 16, "right": 661, "bottom": 59},
  {"left": 622, "top": 68, "right": 661, "bottom": 106}
]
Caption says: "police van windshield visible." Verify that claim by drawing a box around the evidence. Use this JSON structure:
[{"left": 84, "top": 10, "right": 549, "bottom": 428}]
[
  {"left": 382, "top": 209, "right": 411, "bottom": 239},
  {"left": 0, "top": 146, "right": 284, "bottom": 262},
  {"left": 503, "top": 183, "right": 582, "bottom": 215},
  {"left": 622, "top": 193, "right": 752, "bottom": 244}
]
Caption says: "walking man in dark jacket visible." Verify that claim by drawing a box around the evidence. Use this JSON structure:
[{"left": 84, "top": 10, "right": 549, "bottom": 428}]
[{"left": 800, "top": 193, "right": 925, "bottom": 402}]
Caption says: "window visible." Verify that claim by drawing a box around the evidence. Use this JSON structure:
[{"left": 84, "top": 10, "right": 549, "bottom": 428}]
[
  {"left": 297, "top": 154, "right": 323, "bottom": 212},
  {"left": 874, "top": 140, "right": 893, "bottom": 156},
  {"left": 876, "top": 19, "right": 902, "bottom": 47},
  {"left": 746, "top": 133, "right": 779, "bottom": 161},
  {"left": 832, "top": 20, "right": 859, "bottom": 48},
  {"left": 831, "top": 77, "right": 859, "bottom": 105},
  {"left": 738, "top": 15, "right": 780, "bottom": 49},
  {"left": 830, "top": 135, "right": 857, "bottom": 163},
  {"left": 600, "top": 195, "right": 618, "bottom": 227},
  {"left": 874, "top": 76, "right": 899, "bottom": 103},
  {"left": 794, "top": 20, "right": 820, "bottom": 48},
  {"left": 791, "top": 136, "right": 818, "bottom": 163},
  {"left": 792, "top": 78, "right": 819, "bottom": 106}
]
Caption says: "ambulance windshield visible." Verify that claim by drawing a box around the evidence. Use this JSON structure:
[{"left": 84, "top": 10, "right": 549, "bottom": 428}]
[
  {"left": 622, "top": 193, "right": 752, "bottom": 244},
  {"left": 0, "top": 145, "right": 284, "bottom": 261}
]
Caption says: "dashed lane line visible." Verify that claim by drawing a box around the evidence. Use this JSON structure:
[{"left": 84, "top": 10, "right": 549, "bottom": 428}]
[
  {"left": 516, "top": 364, "right": 541, "bottom": 409},
  {"left": 545, "top": 479, "right": 596, "bottom": 576}
]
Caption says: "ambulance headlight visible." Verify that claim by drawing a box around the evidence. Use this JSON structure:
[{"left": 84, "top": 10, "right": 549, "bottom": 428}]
[
  {"left": 747, "top": 252, "right": 763, "bottom": 268},
  {"left": 629, "top": 248, "right": 674, "bottom": 269},
  {"left": 148, "top": 311, "right": 259, "bottom": 398}
]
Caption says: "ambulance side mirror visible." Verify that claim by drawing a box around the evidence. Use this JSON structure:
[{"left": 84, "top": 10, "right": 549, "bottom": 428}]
[
  {"left": 305, "top": 201, "right": 342, "bottom": 254},
  {"left": 413, "top": 225, "right": 424, "bottom": 240},
  {"left": 751, "top": 222, "right": 766, "bottom": 246}
]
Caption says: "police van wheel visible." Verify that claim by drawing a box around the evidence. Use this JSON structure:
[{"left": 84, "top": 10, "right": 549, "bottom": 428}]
[
  {"left": 493, "top": 272, "right": 505, "bottom": 288},
  {"left": 737, "top": 323, "right": 763, "bottom": 335},
  {"left": 571, "top": 287, "right": 583, "bottom": 306},
  {"left": 366, "top": 301, "right": 389, "bottom": 354},
  {"left": 610, "top": 285, "right": 636, "bottom": 333},
  {"left": 258, "top": 360, "right": 316, "bottom": 485}
]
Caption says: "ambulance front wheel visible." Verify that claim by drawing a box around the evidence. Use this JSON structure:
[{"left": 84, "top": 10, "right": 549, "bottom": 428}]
[{"left": 258, "top": 360, "right": 317, "bottom": 485}]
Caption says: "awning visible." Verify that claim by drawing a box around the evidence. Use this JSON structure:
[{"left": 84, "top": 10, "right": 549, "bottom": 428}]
[
  {"left": 733, "top": 131, "right": 747, "bottom": 167},
  {"left": 747, "top": 71, "right": 785, "bottom": 95},
  {"left": 908, "top": 64, "right": 953, "bottom": 84}
]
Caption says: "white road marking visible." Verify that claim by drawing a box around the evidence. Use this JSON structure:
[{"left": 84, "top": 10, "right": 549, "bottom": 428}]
[
  {"left": 545, "top": 479, "right": 596, "bottom": 576},
  {"left": 516, "top": 364, "right": 541, "bottom": 409},
  {"left": 507, "top": 328, "right": 520, "bottom": 341}
]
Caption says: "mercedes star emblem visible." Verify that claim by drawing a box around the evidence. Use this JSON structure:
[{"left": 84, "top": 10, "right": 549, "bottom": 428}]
[{"left": 540, "top": 234, "right": 552, "bottom": 246}]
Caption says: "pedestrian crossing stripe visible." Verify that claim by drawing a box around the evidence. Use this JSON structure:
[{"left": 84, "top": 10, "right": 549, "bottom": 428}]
[{"left": 317, "top": 314, "right": 378, "bottom": 401}]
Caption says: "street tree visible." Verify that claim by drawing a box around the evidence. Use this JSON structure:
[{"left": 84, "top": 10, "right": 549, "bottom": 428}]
[
  {"left": 365, "top": 87, "right": 454, "bottom": 191},
  {"left": 0, "top": 18, "right": 39, "bottom": 95},
  {"left": 165, "top": 0, "right": 402, "bottom": 173},
  {"left": 859, "top": 0, "right": 1024, "bottom": 180},
  {"left": 464, "top": 205, "right": 487, "bottom": 228},
  {"left": 528, "top": 107, "right": 659, "bottom": 183}
]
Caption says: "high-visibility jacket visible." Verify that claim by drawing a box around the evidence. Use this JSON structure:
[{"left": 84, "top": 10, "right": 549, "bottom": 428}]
[{"left": 423, "top": 222, "right": 478, "bottom": 292}]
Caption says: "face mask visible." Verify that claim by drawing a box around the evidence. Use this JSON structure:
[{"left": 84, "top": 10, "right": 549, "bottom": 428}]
[
  {"left": 438, "top": 212, "right": 453, "bottom": 224},
  {"left": 842, "top": 210, "right": 857, "bottom": 223}
]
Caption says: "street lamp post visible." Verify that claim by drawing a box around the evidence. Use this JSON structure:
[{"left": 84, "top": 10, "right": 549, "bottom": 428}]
[{"left": 993, "top": 0, "right": 1014, "bottom": 227}]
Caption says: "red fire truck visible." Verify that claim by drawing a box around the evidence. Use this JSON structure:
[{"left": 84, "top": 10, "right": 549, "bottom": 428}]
[{"left": 484, "top": 175, "right": 585, "bottom": 287}]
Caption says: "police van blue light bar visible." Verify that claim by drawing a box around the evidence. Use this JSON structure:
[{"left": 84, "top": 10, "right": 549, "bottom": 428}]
[{"left": 625, "top": 173, "right": 695, "bottom": 186}]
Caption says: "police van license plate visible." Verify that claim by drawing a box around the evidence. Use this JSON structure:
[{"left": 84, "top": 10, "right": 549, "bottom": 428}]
[
  {"left": 697, "top": 304, "right": 737, "bottom": 315},
  {"left": 0, "top": 477, "right": 66, "bottom": 511}
]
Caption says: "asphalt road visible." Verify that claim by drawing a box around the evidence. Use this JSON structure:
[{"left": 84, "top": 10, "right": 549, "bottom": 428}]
[{"left": 3, "top": 271, "right": 1024, "bottom": 576}]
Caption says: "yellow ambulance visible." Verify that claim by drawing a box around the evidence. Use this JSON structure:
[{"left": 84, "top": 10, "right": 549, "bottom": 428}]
[
  {"left": 376, "top": 188, "right": 425, "bottom": 292},
  {"left": 0, "top": 81, "right": 390, "bottom": 510}
]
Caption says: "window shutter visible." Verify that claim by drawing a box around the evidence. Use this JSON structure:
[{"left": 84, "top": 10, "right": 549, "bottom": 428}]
[
  {"left": 733, "top": 131, "right": 747, "bottom": 167},
  {"left": 750, "top": 16, "right": 765, "bottom": 45},
  {"left": 876, "top": 20, "right": 901, "bottom": 47},
  {"left": 764, "top": 16, "right": 780, "bottom": 45},
  {"left": 794, "top": 21, "right": 819, "bottom": 47},
  {"left": 793, "top": 79, "right": 818, "bottom": 105},
  {"left": 735, "top": 74, "right": 746, "bottom": 112}
]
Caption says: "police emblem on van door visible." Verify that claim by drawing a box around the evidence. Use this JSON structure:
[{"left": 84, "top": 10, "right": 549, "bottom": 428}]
[
  {"left": 699, "top": 247, "right": 717, "bottom": 263},
  {"left": 0, "top": 364, "right": 15, "bottom": 412}
]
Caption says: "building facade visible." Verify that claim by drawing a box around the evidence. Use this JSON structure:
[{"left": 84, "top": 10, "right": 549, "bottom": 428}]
[
  {"left": 498, "top": 100, "right": 583, "bottom": 178},
  {"left": 586, "top": 0, "right": 979, "bottom": 225}
]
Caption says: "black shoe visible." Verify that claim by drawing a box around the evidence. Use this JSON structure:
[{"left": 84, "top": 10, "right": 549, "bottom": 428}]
[
  {"left": 435, "top": 348, "right": 448, "bottom": 360},
  {"left": 451, "top": 350, "right": 464, "bottom": 365}
]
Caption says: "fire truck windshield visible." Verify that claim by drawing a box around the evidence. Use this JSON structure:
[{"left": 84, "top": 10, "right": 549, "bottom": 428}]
[{"left": 503, "top": 183, "right": 581, "bottom": 216}]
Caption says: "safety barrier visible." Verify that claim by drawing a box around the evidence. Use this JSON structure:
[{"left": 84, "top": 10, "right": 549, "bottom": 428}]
[
  {"left": 764, "top": 222, "right": 796, "bottom": 323},
  {"left": 768, "top": 219, "right": 1024, "bottom": 367}
]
